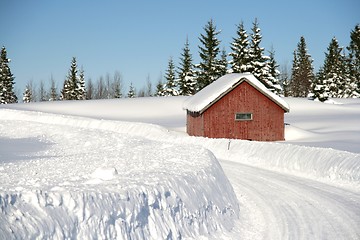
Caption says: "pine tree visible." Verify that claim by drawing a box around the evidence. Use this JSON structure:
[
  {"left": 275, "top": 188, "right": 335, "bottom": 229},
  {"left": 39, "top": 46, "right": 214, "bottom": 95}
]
[
  {"left": 22, "top": 84, "right": 33, "bottom": 103},
  {"left": 113, "top": 71, "right": 123, "bottom": 98},
  {"left": 267, "top": 48, "right": 283, "bottom": 95},
  {"left": 247, "top": 19, "right": 273, "bottom": 89},
  {"left": 229, "top": 21, "right": 251, "bottom": 73},
  {"left": 290, "top": 36, "right": 314, "bottom": 97},
  {"left": 61, "top": 57, "right": 86, "bottom": 100},
  {"left": 62, "top": 57, "right": 78, "bottom": 100},
  {"left": 196, "top": 19, "right": 222, "bottom": 91},
  {"left": 218, "top": 47, "right": 228, "bottom": 76},
  {"left": 127, "top": 82, "right": 136, "bottom": 98},
  {"left": 0, "top": 46, "right": 17, "bottom": 104},
  {"left": 163, "top": 57, "right": 179, "bottom": 96},
  {"left": 311, "top": 67, "right": 329, "bottom": 102},
  {"left": 77, "top": 68, "right": 86, "bottom": 100},
  {"left": 177, "top": 38, "right": 196, "bottom": 96},
  {"left": 155, "top": 77, "right": 165, "bottom": 96},
  {"left": 319, "top": 37, "right": 349, "bottom": 98},
  {"left": 279, "top": 64, "right": 291, "bottom": 97},
  {"left": 347, "top": 24, "right": 360, "bottom": 95}
]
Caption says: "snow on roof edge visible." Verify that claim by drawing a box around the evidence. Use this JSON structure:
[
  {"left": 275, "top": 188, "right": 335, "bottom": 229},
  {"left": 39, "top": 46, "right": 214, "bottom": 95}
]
[{"left": 183, "top": 73, "right": 290, "bottom": 113}]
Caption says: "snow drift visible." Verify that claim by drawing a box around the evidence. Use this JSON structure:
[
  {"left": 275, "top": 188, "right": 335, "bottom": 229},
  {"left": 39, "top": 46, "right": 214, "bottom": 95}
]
[{"left": 0, "top": 109, "right": 239, "bottom": 239}]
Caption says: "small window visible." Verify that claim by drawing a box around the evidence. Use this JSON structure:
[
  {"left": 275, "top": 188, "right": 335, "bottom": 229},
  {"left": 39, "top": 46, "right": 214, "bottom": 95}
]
[{"left": 235, "top": 113, "right": 253, "bottom": 121}]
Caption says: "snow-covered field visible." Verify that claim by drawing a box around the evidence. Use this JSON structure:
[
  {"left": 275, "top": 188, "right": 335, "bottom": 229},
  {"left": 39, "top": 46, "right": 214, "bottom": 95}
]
[{"left": 1, "top": 97, "right": 359, "bottom": 239}]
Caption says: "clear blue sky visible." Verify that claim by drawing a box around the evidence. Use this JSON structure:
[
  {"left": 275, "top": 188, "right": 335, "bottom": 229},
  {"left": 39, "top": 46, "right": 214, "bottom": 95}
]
[{"left": 2, "top": 0, "right": 359, "bottom": 95}]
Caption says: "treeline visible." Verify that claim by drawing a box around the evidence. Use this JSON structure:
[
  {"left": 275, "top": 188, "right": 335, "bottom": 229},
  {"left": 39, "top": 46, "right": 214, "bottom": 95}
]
[{"left": 1, "top": 19, "right": 359, "bottom": 104}]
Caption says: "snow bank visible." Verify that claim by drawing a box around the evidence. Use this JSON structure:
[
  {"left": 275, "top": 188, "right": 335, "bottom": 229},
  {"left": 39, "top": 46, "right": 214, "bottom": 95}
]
[
  {"left": 0, "top": 109, "right": 239, "bottom": 239},
  {"left": 197, "top": 138, "right": 360, "bottom": 188}
]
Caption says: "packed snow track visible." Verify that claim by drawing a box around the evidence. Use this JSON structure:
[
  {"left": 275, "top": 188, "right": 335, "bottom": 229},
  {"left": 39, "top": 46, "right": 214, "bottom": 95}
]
[{"left": 221, "top": 160, "right": 360, "bottom": 239}]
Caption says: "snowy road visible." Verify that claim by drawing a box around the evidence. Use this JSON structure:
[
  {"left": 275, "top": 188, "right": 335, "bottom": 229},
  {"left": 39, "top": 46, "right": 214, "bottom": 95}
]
[{"left": 220, "top": 160, "right": 360, "bottom": 240}]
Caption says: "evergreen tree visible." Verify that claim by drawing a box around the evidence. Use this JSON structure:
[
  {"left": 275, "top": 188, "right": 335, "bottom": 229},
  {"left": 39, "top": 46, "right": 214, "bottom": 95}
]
[
  {"left": 290, "top": 36, "right": 314, "bottom": 97},
  {"left": 268, "top": 48, "right": 283, "bottom": 95},
  {"left": 347, "top": 24, "right": 360, "bottom": 95},
  {"left": 62, "top": 57, "right": 78, "bottom": 100},
  {"left": 229, "top": 21, "right": 251, "bottom": 73},
  {"left": 22, "top": 84, "right": 33, "bottom": 103},
  {"left": 113, "top": 71, "right": 123, "bottom": 98},
  {"left": 219, "top": 47, "right": 228, "bottom": 76},
  {"left": 155, "top": 77, "right": 165, "bottom": 96},
  {"left": 163, "top": 57, "right": 179, "bottom": 96},
  {"left": 315, "top": 37, "right": 356, "bottom": 98},
  {"left": 311, "top": 67, "right": 329, "bottom": 102},
  {"left": 127, "top": 82, "right": 136, "bottom": 98},
  {"left": 247, "top": 19, "right": 274, "bottom": 89},
  {"left": 77, "top": 68, "right": 86, "bottom": 100},
  {"left": 177, "top": 38, "right": 196, "bottom": 96},
  {"left": 61, "top": 78, "right": 71, "bottom": 100},
  {"left": 61, "top": 57, "right": 86, "bottom": 100},
  {"left": 0, "top": 46, "right": 17, "bottom": 104},
  {"left": 279, "top": 64, "right": 291, "bottom": 97},
  {"left": 196, "top": 19, "right": 222, "bottom": 91}
]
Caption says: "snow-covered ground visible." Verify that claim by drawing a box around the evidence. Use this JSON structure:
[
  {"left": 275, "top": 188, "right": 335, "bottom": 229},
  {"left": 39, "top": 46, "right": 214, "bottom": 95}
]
[{"left": 1, "top": 97, "right": 360, "bottom": 239}]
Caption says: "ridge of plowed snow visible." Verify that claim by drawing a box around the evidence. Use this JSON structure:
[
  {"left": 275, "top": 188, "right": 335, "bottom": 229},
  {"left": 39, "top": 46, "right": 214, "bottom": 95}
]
[{"left": 0, "top": 109, "right": 239, "bottom": 239}]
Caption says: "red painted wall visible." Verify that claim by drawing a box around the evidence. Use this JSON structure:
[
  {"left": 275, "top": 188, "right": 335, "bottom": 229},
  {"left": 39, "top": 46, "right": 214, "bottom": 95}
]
[{"left": 187, "top": 81, "right": 285, "bottom": 141}]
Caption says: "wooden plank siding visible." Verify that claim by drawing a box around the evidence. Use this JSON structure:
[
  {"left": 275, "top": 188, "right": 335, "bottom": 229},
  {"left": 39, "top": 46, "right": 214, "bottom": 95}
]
[{"left": 187, "top": 81, "right": 285, "bottom": 141}]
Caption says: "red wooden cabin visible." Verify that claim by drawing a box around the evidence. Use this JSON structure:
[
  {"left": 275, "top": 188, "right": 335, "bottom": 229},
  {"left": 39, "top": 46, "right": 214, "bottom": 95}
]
[{"left": 183, "top": 73, "right": 290, "bottom": 141}]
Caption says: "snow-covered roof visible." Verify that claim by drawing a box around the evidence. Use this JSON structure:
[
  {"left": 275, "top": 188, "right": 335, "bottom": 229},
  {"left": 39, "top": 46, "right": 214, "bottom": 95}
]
[{"left": 183, "top": 73, "right": 290, "bottom": 113}]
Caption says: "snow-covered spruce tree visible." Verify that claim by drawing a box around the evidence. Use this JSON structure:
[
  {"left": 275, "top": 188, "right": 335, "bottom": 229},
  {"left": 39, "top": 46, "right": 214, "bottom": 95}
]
[
  {"left": 247, "top": 19, "right": 274, "bottom": 90},
  {"left": 61, "top": 57, "right": 86, "bottom": 100},
  {"left": 163, "top": 57, "right": 179, "bottom": 96},
  {"left": 76, "top": 68, "right": 86, "bottom": 100},
  {"left": 196, "top": 19, "right": 222, "bottom": 91},
  {"left": 127, "top": 82, "right": 136, "bottom": 98},
  {"left": 177, "top": 38, "right": 196, "bottom": 96},
  {"left": 155, "top": 78, "right": 165, "bottom": 96},
  {"left": 61, "top": 57, "right": 78, "bottom": 100},
  {"left": 113, "top": 71, "right": 123, "bottom": 98},
  {"left": 267, "top": 48, "right": 283, "bottom": 95},
  {"left": 290, "top": 36, "right": 314, "bottom": 97},
  {"left": 219, "top": 47, "right": 228, "bottom": 76},
  {"left": 0, "top": 46, "right": 17, "bottom": 104},
  {"left": 311, "top": 67, "right": 329, "bottom": 102},
  {"left": 229, "top": 21, "right": 251, "bottom": 73},
  {"left": 347, "top": 24, "right": 360, "bottom": 95},
  {"left": 22, "top": 85, "right": 33, "bottom": 103},
  {"left": 318, "top": 37, "right": 351, "bottom": 98}
]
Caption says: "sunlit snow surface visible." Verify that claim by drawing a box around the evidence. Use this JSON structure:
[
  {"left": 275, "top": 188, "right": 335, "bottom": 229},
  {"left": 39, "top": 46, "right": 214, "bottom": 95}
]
[
  {"left": 1, "top": 97, "right": 360, "bottom": 239},
  {"left": 0, "top": 110, "right": 239, "bottom": 239}
]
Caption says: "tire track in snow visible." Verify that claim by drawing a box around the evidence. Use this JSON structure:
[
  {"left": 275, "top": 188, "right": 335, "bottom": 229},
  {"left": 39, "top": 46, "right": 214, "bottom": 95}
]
[{"left": 220, "top": 160, "right": 360, "bottom": 240}]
